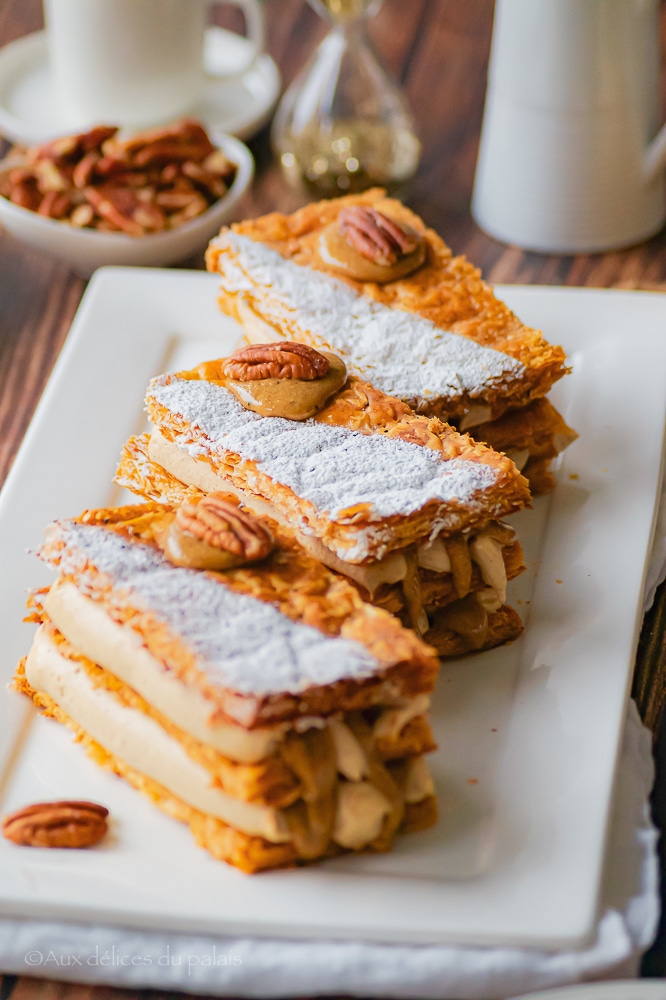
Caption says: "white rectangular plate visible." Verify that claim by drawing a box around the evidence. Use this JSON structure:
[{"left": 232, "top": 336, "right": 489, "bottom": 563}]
[{"left": 1, "top": 271, "right": 665, "bottom": 950}]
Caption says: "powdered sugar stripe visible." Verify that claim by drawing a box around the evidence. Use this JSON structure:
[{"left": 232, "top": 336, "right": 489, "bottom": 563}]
[
  {"left": 148, "top": 376, "right": 499, "bottom": 524},
  {"left": 46, "top": 522, "right": 380, "bottom": 697},
  {"left": 211, "top": 232, "right": 525, "bottom": 404}
]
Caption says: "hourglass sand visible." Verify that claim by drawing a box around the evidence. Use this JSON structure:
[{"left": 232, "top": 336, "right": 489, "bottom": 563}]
[{"left": 271, "top": 0, "right": 420, "bottom": 196}]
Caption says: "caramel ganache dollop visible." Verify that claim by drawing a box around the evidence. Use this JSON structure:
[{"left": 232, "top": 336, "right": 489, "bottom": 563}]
[
  {"left": 318, "top": 205, "right": 426, "bottom": 283},
  {"left": 222, "top": 342, "right": 347, "bottom": 420},
  {"left": 164, "top": 494, "right": 273, "bottom": 571}
]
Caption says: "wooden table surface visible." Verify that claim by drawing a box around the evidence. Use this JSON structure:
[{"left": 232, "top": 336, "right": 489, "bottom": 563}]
[{"left": 1, "top": 0, "right": 666, "bottom": 995}]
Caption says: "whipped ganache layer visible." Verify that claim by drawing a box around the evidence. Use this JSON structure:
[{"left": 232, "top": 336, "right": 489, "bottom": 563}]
[{"left": 210, "top": 232, "right": 526, "bottom": 405}]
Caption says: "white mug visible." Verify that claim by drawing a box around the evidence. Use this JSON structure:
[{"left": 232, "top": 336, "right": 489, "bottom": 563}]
[
  {"left": 472, "top": 0, "right": 666, "bottom": 253},
  {"left": 44, "top": 0, "right": 265, "bottom": 129}
]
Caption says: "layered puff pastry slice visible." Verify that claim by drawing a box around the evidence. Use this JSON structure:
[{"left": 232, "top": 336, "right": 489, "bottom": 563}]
[
  {"left": 17, "top": 502, "right": 441, "bottom": 873},
  {"left": 117, "top": 433, "right": 526, "bottom": 657},
  {"left": 142, "top": 349, "right": 530, "bottom": 650},
  {"left": 205, "top": 189, "right": 577, "bottom": 492}
]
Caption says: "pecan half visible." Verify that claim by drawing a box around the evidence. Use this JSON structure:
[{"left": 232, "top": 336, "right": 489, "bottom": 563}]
[
  {"left": 38, "top": 190, "right": 73, "bottom": 219},
  {"left": 109, "top": 120, "right": 215, "bottom": 167},
  {"left": 224, "top": 342, "right": 330, "bottom": 381},
  {"left": 338, "top": 206, "right": 419, "bottom": 266},
  {"left": 2, "top": 800, "right": 109, "bottom": 848},
  {"left": 28, "top": 126, "right": 118, "bottom": 167},
  {"left": 8, "top": 174, "right": 41, "bottom": 211},
  {"left": 174, "top": 494, "right": 273, "bottom": 565},
  {"left": 84, "top": 184, "right": 165, "bottom": 235}
]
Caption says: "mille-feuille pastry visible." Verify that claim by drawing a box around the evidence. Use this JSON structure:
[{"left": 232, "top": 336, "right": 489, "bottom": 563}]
[
  {"left": 205, "top": 189, "right": 577, "bottom": 492},
  {"left": 117, "top": 432, "right": 526, "bottom": 657},
  {"left": 17, "top": 501, "right": 441, "bottom": 873},
  {"left": 139, "top": 342, "right": 531, "bottom": 652}
]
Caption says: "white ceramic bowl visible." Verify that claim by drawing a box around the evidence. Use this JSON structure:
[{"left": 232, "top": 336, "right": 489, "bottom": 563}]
[{"left": 0, "top": 131, "right": 253, "bottom": 276}]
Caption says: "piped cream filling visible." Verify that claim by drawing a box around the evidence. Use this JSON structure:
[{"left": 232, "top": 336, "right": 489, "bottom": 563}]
[
  {"left": 238, "top": 298, "right": 286, "bottom": 345},
  {"left": 373, "top": 693, "right": 431, "bottom": 741},
  {"left": 459, "top": 405, "right": 493, "bottom": 432},
  {"left": 506, "top": 448, "right": 530, "bottom": 472},
  {"left": 417, "top": 537, "right": 451, "bottom": 573},
  {"left": 469, "top": 535, "right": 507, "bottom": 604},
  {"left": 403, "top": 756, "right": 436, "bottom": 803},
  {"left": 477, "top": 588, "right": 503, "bottom": 613},
  {"left": 44, "top": 580, "right": 287, "bottom": 764},
  {"left": 333, "top": 782, "right": 391, "bottom": 849},
  {"left": 25, "top": 627, "right": 291, "bottom": 842},
  {"left": 329, "top": 719, "right": 369, "bottom": 781}
]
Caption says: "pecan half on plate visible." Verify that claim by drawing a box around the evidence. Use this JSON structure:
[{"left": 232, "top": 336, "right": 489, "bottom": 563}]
[{"left": 2, "top": 800, "right": 109, "bottom": 848}]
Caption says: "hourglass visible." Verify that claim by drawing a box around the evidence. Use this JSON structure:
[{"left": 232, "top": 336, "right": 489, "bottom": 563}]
[{"left": 271, "top": 0, "right": 420, "bottom": 197}]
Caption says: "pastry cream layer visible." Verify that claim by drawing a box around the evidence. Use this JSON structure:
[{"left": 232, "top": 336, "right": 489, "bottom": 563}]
[
  {"left": 45, "top": 581, "right": 285, "bottom": 764},
  {"left": 25, "top": 626, "right": 290, "bottom": 842},
  {"left": 25, "top": 627, "right": 435, "bottom": 850},
  {"left": 148, "top": 429, "right": 509, "bottom": 603},
  {"left": 44, "top": 580, "right": 432, "bottom": 769}
]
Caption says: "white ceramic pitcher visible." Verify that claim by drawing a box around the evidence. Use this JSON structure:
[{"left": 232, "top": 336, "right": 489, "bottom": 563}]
[{"left": 472, "top": 0, "right": 666, "bottom": 253}]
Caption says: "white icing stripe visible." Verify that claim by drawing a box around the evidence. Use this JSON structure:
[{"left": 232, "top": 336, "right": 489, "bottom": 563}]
[
  {"left": 43, "top": 521, "right": 380, "bottom": 698},
  {"left": 212, "top": 232, "right": 526, "bottom": 405},
  {"left": 148, "top": 377, "right": 500, "bottom": 527}
]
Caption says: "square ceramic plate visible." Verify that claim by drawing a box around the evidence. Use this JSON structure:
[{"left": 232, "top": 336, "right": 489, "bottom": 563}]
[{"left": 0, "top": 271, "right": 665, "bottom": 950}]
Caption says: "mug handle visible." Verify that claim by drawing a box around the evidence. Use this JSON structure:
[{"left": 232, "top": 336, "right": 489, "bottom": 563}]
[{"left": 205, "top": 0, "right": 265, "bottom": 81}]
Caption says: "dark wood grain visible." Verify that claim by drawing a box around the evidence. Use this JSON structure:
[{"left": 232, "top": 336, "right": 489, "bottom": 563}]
[{"left": 1, "top": 0, "right": 666, "bottom": 994}]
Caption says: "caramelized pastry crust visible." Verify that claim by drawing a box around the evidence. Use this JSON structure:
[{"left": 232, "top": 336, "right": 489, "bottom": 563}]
[
  {"left": 36, "top": 502, "right": 440, "bottom": 728},
  {"left": 116, "top": 433, "right": 527, "bottom": 655},
  {"left": 146, "top": 366, "right": 531, "bottom": 567},
  {"left": 206, "top": 189, "right": 569, "bottom": 420}
]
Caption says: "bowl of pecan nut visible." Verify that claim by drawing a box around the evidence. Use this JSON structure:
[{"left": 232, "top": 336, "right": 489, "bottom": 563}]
[{"left": 0, "top": 119, "right": 253, "bottom": 276}]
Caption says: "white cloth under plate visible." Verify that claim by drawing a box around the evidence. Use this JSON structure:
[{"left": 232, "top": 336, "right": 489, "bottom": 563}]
[{"left": 1, "top": 478, "right": 665, "bottom": 998}]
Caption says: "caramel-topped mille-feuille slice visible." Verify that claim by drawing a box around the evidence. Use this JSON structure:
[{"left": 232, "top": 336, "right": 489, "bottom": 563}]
[
  {"left": 205, "top": 190, "right": 577, "bottom": 493},
  {"left": 117, "top": 433, "right": 527, "bottom": 657},
  {"left": 17, "top": 501, "right": 441, "bottom": 873},
  {"left": 139, "top": 342, "right": 530, "bottom": 654}
]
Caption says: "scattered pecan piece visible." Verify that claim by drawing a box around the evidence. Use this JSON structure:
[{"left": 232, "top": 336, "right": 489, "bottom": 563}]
[
  {"left": 38, "top": 190, "right": 72, "bottom": 219},
  {"left": 202, "top": 150, "right": 237, "bottom": 179},
  {"left": 133, "top": 139, "right": 211, "bottom": 168},
  {"left": 28, "top": 126, "right": 118, "bottom": 166},
  {"left": 167, "top": 196, "right": 209, "bottom": 228},
  {"left": 2, "top": 800, "right": 109, "bottom": 848},
  {"left": 70, "top": 203, "right": 95, "bottom": 228},
  {"left": 224, "top": 342, "right": 331, "bottom": 381},
  {"left": 84, "top": 184, "right": 165, "bottom": 235},
  {"left": 338, "top": 206, "right": 419, "bottom": 266},
  {"left": 160, "top": 163, "right": 181, "bottom": 184},
  {"left": 72, "top": 151, "right": 101, "bottom": 190},
  {"left": 33, "top": 158, "right": 70, "bottom": 192},
  {"left": 155, "top": 188, "right": 202, "bottom": 210},
  {"left": 8, "top": 174, "right": 41, "bottom": 211},
  {"left": 94, "top": 155, "right": 130, "bottom": 179},
  {"left": 181, "top": 160, "right": 227, "bottom": 199},
  {"left": 174, "top": 494, "right": 273, "bottom": 565},
  {"left": 77, "top": 125, "right": 120, "bottom": 154},
  {"left": 109, "top": 119, "right": 211, "bottom": 155}
]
